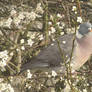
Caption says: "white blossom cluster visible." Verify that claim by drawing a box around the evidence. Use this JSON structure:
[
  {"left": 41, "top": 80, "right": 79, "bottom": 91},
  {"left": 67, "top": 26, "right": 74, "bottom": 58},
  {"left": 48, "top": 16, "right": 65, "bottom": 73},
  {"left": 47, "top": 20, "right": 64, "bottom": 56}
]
[
  {"left": 49, "top": 27, "right": 56, "bottom": 35},
  {"left": 77, "top": 16, "right": 82, "bottom": 23},
  {"left": 0, "top": 82, "right": 14, "bottom": 92},
  {"left": 72, "top": 6, "right": 77, "bottom": 14},
  {"left": 51, "top": 70, "right": 57, "bottom": 77},
  {"left": 36, "top": 3, "right": 44, "bottom": 14},
  {"left": 27, "top": 31, "right": 36, "bottom": 47},
  {"left": 27, "top": 69, "right": 32, "bottom": 79},
  {"left": 72, "top": 6, "right": 83, "bottom": 23},
  {"left": 0, "top": 3, "right": 44, "bottom": 29},
  {"left": 0, "top": 50, "right": 9, "bottom": 71},
  {"left": 48, "top": 14, "right": 65, "bottom": 36}
]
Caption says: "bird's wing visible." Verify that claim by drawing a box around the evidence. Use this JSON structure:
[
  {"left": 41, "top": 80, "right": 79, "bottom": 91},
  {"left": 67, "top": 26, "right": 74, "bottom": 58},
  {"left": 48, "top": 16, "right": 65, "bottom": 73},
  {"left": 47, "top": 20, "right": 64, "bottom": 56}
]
[{"left": 21, "top": 34, "right": 74, "bottom": 72}]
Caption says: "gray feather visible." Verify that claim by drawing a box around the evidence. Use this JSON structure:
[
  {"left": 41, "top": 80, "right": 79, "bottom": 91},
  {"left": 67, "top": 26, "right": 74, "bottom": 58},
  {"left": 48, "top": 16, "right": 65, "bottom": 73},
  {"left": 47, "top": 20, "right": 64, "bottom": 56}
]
[{"left": 20, "top": 34, "right": 74, "bottom": 73}]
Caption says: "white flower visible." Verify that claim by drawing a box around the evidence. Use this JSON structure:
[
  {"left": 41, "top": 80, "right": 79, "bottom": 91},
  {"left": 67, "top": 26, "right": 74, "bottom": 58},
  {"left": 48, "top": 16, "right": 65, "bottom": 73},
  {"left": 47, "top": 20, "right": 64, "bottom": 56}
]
[
  {"left": 39, "top": 34, "right": 44, "bottom": 40},
  {"left": 57, "top": 22, "right": 60, "bottom": 26},
  {"left": 21, "top": 46, "right": 25, "bottom": 50},
  {"left": 13, "top": 17, "right": 21, "bottom": 26},
  {"left": 0, "top": 50, "right": 8, "bottom": 58},
  {"left": 49, "top": 26, "right": 56, "bottom": 36},
  {"left": 72, "top": 6, "right": 77, "bottom": 11},
  {"left": 72, "top": 0, "right": 74, "bottom": 2},
  {"left": 16, "top": 48, "right": 19, "bottom": 51},
  {"left": 13, "top": 12, "right": 25, "bottom": 26},
  {"left": 75, "top": 11, "right": 77, "bottom": 14},
  {"left": 59, "top": 26, "right": 64, "bottom": 29},
  {"left": 61, "top": 22, "right": 65, "bottom": 27},
  {"left": 36, "top": 3, "right": 44, "bottom": 14},
  {"left": 0, "top": 50, "right": 9, "bottom": 68},
  {"left": 10, "top": 52, "right": 13, "bottom": 56},
  {"left": 27, "top": 12, "right": 37, "bottom": 21},
  {"left": 48, "top": 74, "right": 51, "bottom": 78},
  {"left": 27, "top": 38, "right": 34, "bottom": 47},
  {"left": 27, "top": 32, "right": 36, "bottom": 39},
  {"left": 27, "top": 69, "right": 32, "bottom": 79},
  {"left": 57, "top": 13, "right": 62, "bottom": 18},
  {"left": 0, "top": 20, "right": 4, "bottom": 27},
  {"left": 48, "top": 21, "right": 52, "bottom": 25},
  {"left": 50, "top": 15, "right": 54, "bottom": 20},
  {"left": 49, "top": 31, "right": 51, "bottom": 36},
  {"left": 52, "top": 38, "right": 55, "bottom": 41},
  {"left": 62, "top": 41, "right": 66, "bottom": 44},
  {"left": 10, "top": 9, "right": 17, "bottom": 16},
  {"left": 51, "top": 43, "right": 54, "bottom": 46},
  {"left": 59, "top": 22, "right": 65, "bottom": 29},
  {"left": 0, "top": 83, "right": 14, "bottom": 92},
  {"left": 77, "top": 17, "right": 82, "bottom": 23},
  {"left": 27, "top": 31, "right": 32, "bottom": 37},
  {"left": 18, "top": 12, "right": 25, "bottom": 20},
  {"left": 60, "top": 32, "right": 64, "bottom": 35},
  {"left": 36, "top": 14, "right": 42, "bottom": 18},
  {"left": 83, "top": 89, "right": 87, "bottom": 92},
  {"left": 52, "top": 70, "right": 57, "bottom": 77},
  {"left": 63, "top": 84, "right": 70, "bottom": 92},
  {"left": 0, "top": 59, "right": 7, "bottom": 66},
  {"left": 4, "top": 18, "right": 12, "bottom": 28},
  {"left": 20, "top": 39, "right": 24, "bottom": 44},
  {"left": 51, "top": 27, "right": 56, "bottom": 33}
]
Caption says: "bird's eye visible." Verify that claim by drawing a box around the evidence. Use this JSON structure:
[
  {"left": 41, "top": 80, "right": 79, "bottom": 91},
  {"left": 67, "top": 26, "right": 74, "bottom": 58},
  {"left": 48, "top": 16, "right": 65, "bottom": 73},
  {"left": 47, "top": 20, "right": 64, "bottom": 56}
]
[{"left": 88, "top": 28, "right": 92, "bottom": 32}]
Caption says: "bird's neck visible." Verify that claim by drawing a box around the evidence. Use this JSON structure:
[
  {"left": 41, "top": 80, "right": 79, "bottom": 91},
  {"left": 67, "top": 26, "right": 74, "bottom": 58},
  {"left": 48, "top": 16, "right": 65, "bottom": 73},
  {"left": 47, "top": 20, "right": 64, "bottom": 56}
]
[{"left": 76, "top": 31, "right": 83, "bottom": 39}]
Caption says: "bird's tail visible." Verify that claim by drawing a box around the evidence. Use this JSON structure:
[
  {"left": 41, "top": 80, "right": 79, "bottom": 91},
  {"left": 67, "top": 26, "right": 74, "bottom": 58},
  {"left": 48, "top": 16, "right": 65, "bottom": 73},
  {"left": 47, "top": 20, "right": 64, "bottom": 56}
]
[{"left": 19, "top": 60, "right": 49, "bottom": 74}]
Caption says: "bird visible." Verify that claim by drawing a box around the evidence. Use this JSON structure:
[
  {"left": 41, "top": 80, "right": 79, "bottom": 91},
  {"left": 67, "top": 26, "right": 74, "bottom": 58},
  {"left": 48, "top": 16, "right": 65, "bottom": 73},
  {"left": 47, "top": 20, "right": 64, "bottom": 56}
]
[{"left": 20, "top": 22, "right": 92, "bottom": 73}]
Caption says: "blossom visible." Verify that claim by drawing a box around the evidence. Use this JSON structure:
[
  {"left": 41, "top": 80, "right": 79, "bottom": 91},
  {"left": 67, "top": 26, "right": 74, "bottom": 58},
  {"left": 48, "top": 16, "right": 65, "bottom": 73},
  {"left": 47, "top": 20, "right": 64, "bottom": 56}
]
[
  {"left": 56, "top": 22, "right": 60, "bottom": 26},
  {"left": 72, "top": 6, "right": 77, "bottom": 11},
  {"left": 18, "top": 12, "right": 25, "bottom": 20},
  {"left": 27, "top": 69, "right": 32, "bottom": 79},
  {"left": 50, "top": 27, "right": 56, "bottom": 33},
  {"left": 20, "top": 39, "right": 25, "bottom": 44},
  {"left": 13, "top": 12, "right": 25, "bottom": 26},
  {"left": 39, "top": 34, "right": 44, "bottom": 40},
  {"left": 49, "top": 27, "right": 56, "bottom": 35},
  {"left": 13, "top": 17, "right": 21, "bottom": 26},
  {"left": 60, "top": 32, "right": 64, "bottom": 35},
  {"left": 27, "top": 11, "right": 37, "bottom": 21},
  {"left": 36, "top": 3, "right": 44, "bottom": 14},
  {"left": 4, "top": 18, "right": 12, "bottom": 28},
  {"left": 10, "top": 52, "right": 14, "bottom": 56},
  {"left": 10, "top": 9, "right": 17, "bottom": 16},
  {"left": 21, "top": 46, "right": 25, "bottom": 50},
  {"left": 27, "top": 31, "right": 36, "bottom": 39},
  {"left": 16, "top": 48, "right": 19, "bottom": 52},
  {"left": 63, "top": 83, "right": 71, "bottom": 92},
  {"left": 48, "top": 21, "right": 52, "bottom": 25},
  {"left": 50, "top": 15, "right": 54, "bottom": 20},
  {"left": 27, "top": 38, "right": 34, "bottom": 47},
  {"left": 51, "top": 70, "right": 57, "bottom": 77},
  {"left": 0, "top": 83, "right": 14, "bottom": 92},
  {"left": 62, "top": 41, "right": 66, "bottom": 44},
  {"left": 51, "top": 43, "right": 54, "bottom": 46},
  {"left": 57, "top": 13, "right": 62, "bottom": 18},
  {"left": 83, "top": 89, "right": 87, "bottom": 92},
  {"left": 0, "top": 50, "right": 9, "bottom": 69},
  {"left": 77, "top": 17, "right": 82, "bottom": 23}
]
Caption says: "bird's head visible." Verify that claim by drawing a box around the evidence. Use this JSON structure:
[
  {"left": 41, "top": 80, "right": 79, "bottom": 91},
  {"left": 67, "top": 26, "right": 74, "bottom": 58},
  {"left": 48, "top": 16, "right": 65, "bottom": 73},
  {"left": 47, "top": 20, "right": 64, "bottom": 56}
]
[{"left": 76, "top": 22, "right": 92, "bottom": 39}]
